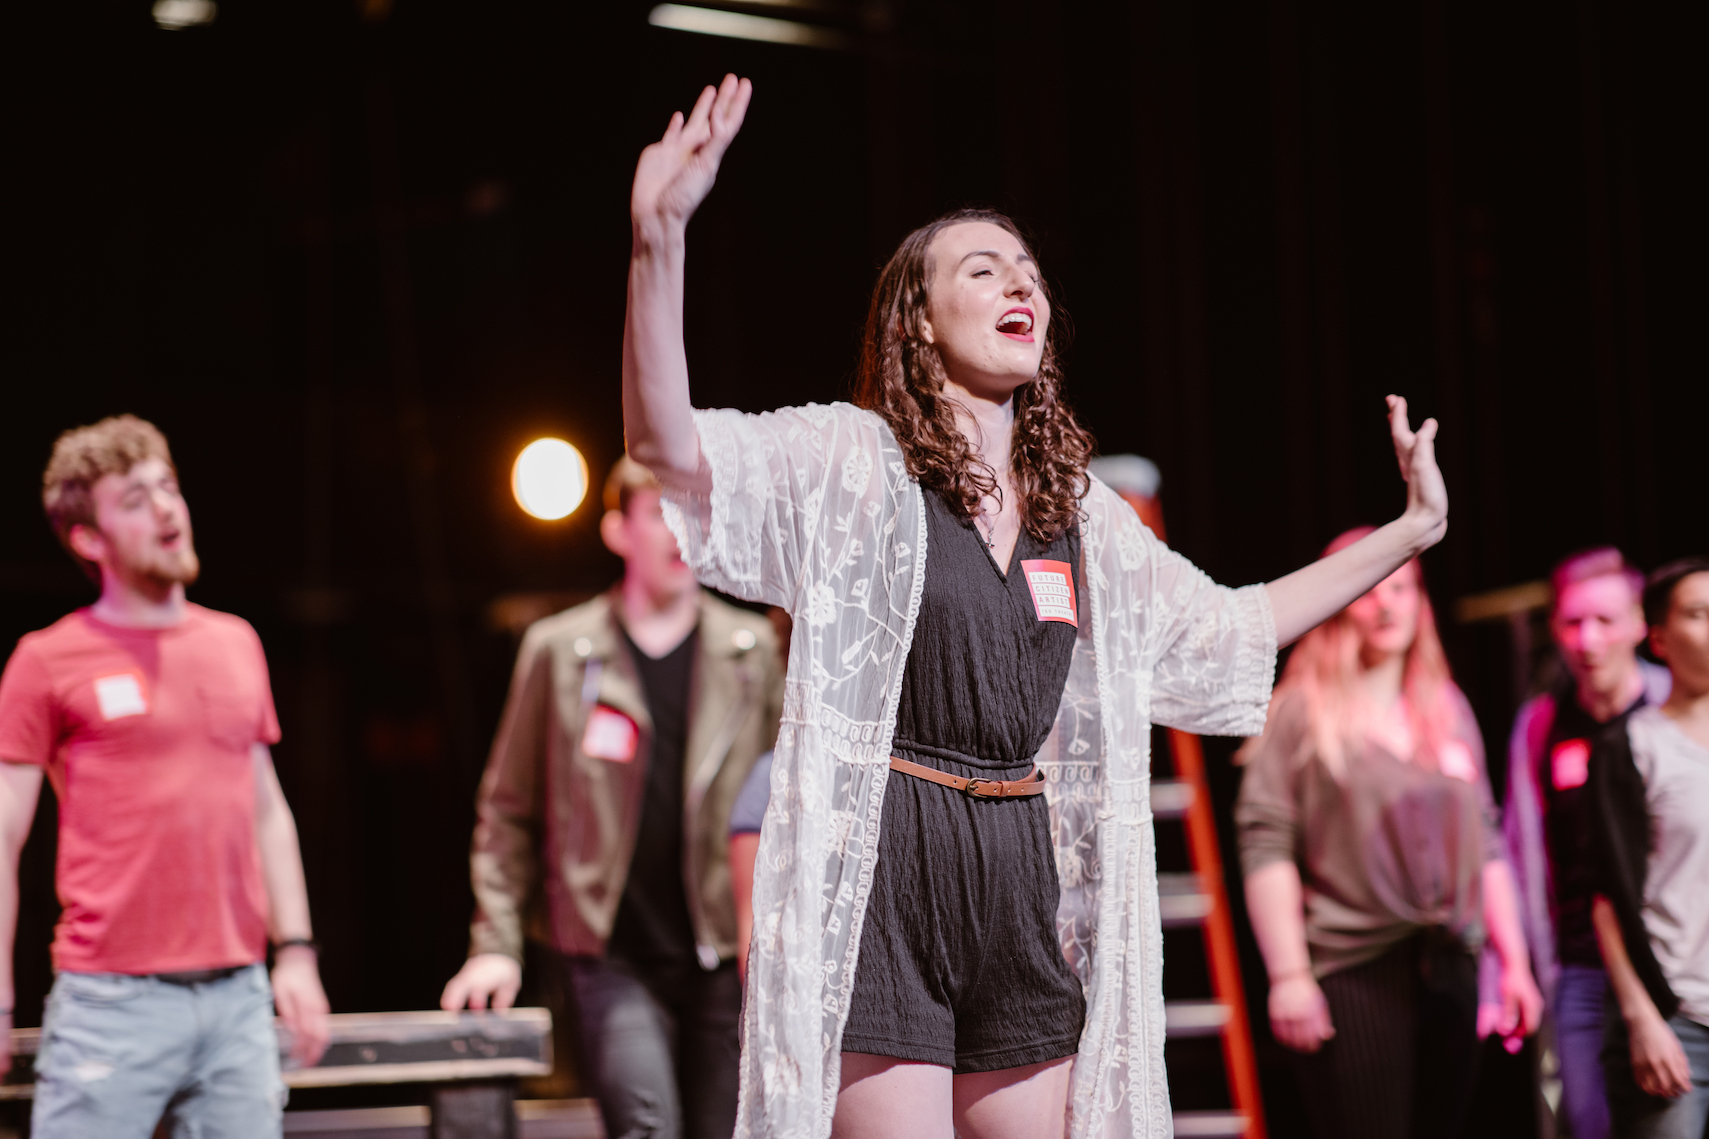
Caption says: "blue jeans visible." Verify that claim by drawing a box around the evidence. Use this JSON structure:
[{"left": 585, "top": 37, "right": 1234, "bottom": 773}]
[
  {"left": 1559, "top": 964, "right": 1614, "bottom": 1139},
  {"left": 1605, "top": 1012, "right": 1709, "bottom": 1139},
  {"left": 31, "top": 964, "right": 285, "bottom": 1139}
]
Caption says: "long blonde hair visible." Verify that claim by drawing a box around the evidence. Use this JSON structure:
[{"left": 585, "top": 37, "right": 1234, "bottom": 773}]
[{"left": 1245, "top": 526, "right": 1458, "bottom": 776}]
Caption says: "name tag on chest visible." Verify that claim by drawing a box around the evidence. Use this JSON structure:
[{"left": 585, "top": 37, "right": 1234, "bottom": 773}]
[
  {"left": 93, "top": 673, "right": 149, "bottom": 721},
  {"left": 1020, "top": 559, "right": 1078, "bottom": 627},
  {"left": 583, "top": 704, "right": 639, "bottom": 763},
  {"left": 1551, "top": 738, "right": 1590, "bottom": 790}
]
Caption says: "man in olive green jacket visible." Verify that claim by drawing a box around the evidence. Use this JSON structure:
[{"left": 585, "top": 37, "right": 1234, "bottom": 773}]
[{"left": 442, "top": 457, "right": 783, "bottom": 1139}]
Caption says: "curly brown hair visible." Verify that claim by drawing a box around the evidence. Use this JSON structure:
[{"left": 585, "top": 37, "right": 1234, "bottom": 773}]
[
  {"left": 852, "top": 209, "right": 1093, "bottom": 543},
  {"left": 42, "top": 414, "right": 175, "bottom": 583}
]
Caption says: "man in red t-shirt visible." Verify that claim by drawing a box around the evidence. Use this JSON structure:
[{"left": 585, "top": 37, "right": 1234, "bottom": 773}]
[{"left": 0, "top": 415, "right": 330, "bottom": 1138}]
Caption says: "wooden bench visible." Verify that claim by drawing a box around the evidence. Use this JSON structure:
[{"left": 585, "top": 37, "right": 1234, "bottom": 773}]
[{"left": 3, "top": 1009, "right": 556, "bottom": 1139}]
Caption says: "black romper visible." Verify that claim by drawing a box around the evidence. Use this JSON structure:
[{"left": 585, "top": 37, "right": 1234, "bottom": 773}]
[{"left": 840, "top": 489, "right": 1088, "bottom": 1073}]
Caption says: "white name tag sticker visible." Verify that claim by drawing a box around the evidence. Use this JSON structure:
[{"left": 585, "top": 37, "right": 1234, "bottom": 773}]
[
  {"left": 93, "top": 673, "right": 149, "bottom": 721},
  {"left": 1021, "top": 559, "right": 1078, "bottom": 627},
  {"left": 582, "top": 705, "right": 639, "bottom": 763}
]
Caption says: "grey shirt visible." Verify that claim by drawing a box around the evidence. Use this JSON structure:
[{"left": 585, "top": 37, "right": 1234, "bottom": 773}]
[
  {"left": 1236, "top": 688, "right": 1503, "bottom": 978},
  {"left": 1628, "top": 705, "right": 1709, "bottom": 1027}
]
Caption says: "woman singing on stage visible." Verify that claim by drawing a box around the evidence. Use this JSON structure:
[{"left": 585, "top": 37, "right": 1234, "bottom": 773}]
[
  {"left": 624, "top": 74, "right": 1451, "bottom": 1139},
  {"left": 1236, "top": 530, "right": 1543, "bottom": 1139}
]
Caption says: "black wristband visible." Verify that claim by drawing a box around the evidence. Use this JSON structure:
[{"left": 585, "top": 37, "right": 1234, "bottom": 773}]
[{"left": 274, "top": 937, "right": 319, "bottom": 955}]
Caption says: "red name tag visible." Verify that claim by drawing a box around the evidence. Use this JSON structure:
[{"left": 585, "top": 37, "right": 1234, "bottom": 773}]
[
  {"left": 1551, "top": 738, "right": 1590, "bottom": 790},
  {"left": 1020, "top": 559, "right": 1078, "bottom": 627},
  {"left": 583, "top": 705, "right": 639, "bottom": 763}
]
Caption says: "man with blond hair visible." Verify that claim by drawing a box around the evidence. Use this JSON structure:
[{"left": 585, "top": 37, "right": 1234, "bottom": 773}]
[
  {"left": 0, "top": 415, "right": 330, "bottom": 1138},
  {"left": 442, "top": 455, "right": 783, "bottom": 1139}
]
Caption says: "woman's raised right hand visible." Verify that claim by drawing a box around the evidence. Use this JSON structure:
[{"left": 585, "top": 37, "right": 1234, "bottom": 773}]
[
  {"left": 631, "top": 74, "right": 752, "bottom": 236},
  {"left": 1269, "top": 973, "right": 1336, "bottom": 1053}
]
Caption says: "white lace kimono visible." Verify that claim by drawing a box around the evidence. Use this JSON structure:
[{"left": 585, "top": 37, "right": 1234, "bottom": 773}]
[{"left": 662, "top": 403, "right": 1276, "bottom": 1139}]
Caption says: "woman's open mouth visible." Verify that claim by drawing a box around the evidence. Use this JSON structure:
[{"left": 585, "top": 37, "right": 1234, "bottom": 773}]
[{"left": 996, "top": 308, "right": 1035, "bottom": 342}]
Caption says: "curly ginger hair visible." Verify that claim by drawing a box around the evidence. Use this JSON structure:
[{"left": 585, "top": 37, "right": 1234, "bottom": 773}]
[{"left": 852, "top": 209, "right": 1094, "bottom": 544}]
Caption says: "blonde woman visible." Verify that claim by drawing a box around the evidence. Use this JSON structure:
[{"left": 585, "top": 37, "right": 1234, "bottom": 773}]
[{"left": 1237, "top": 528, "right": 1543, "bottom": 1139}]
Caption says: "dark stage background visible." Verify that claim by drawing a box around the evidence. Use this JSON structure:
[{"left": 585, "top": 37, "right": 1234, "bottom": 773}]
[{"left": 3, "top": 0, "right": 1702, "bottom": 1133}]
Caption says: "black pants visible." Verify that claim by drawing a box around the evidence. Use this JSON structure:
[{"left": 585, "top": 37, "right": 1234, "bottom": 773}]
[
  {"left": 1291, "top": 930, "right": 1481, "bottom": 1139},
  {"left": 562, "top": 955, "right": 741, "bottom": 1139}
]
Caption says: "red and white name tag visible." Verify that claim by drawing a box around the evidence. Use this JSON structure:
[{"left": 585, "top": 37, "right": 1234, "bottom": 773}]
[
  {"left": 582, "top": 705, "right": 639, "bottom": 763},
  {"left": 1020, "top": 559, "right": 1078, "bottom": 627},
  {"left": 93, "top": 673, "right": 149, "bottom": 721},
  {"left": 1551, "top": 738, "right": 1590, "bottom": 790}
]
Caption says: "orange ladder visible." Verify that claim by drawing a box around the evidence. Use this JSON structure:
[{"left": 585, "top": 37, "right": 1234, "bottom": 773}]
[
  {"left": 1098, "top": 459, "right": 1266, "bottom": 1138},
  {"left": 1154, "top": 730, "right": 1266, "bottom": 1139}
]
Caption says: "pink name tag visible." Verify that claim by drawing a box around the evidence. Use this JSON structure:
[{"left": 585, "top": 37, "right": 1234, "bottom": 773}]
[
  {"left": 1438, "top": 740, "right": 1477, "bottom": 784},
  {"left": 583, "top": 705, "right": 639, "bottom": 763},
  {"left": 1021, "top": 559, "right": 1078, "bottom": 627},
  {"left": 1551, "top": 738, "right": 1590, "bottom": 790}
]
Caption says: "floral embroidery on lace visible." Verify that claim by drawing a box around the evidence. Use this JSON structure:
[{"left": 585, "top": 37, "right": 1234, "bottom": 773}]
[{"left": 661, "top": 402, "right": 1276, "bottom": 1139}]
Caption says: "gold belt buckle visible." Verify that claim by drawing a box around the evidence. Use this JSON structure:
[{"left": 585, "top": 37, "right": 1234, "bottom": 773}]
[{"left": 963, "top": 777, "right": 997, "bottom": 798}]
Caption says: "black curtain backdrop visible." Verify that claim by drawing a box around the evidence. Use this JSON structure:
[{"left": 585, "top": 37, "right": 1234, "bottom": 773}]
[{"left": 3, "top": 0, "right": 1702, "bottom": 1132}]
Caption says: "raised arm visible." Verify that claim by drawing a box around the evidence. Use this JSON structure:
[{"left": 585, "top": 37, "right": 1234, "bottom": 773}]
[
  {"left": 1265, "top": 396, "right": 1449, "bottom": 645},
  {"left": 623, "top": 74, "right": 752, "bottom": 489}
]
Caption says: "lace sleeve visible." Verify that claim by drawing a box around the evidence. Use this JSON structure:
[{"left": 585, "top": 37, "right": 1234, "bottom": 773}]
[
  {"left": 660, "top": 403, "right": 857, "bottom": 610},
  {"left": 1128, "top": 516, "right": 1278, "bottom": 738}
]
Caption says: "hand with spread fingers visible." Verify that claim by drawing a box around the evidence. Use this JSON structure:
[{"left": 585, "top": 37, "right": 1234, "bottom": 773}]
[{"left": 631, "top": 73, "right": 752, "bottom": 238}]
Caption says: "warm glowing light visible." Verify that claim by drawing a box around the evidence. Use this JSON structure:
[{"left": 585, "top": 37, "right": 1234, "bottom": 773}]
[
  {"left": 647, "top": 4, "right": 852, "bottom": 50},
  {"left": 512, "top": 439, "right": 588, "bottom": 521},
  {"left": 153, "top": 0, "right": 217, "bottom": 29}
]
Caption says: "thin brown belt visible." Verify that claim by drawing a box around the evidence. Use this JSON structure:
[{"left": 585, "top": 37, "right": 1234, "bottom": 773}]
[{"left": 888, "top": 755, "right": 1047, "bottom": 799}]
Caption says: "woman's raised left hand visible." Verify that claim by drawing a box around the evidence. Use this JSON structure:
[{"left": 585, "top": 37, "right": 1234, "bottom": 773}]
[{"left": 1386, "top": 395, "right": 1448, "bottom": 548}]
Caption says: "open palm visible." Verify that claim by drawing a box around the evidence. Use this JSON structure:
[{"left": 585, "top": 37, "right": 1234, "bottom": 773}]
[
  {"left": 632, "top": 74, "right": 752, "bottom": 231},
  {"left": 1387, "top": 395, "right": 1448, "bottom": 546}
]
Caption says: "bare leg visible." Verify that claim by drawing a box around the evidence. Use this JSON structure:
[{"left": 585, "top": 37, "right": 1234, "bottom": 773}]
[
  {"left": 953, "top": 1057, "right": 1073, "bottom": 1139},
  {"left": 831, "top": 1053, "right": 953, "bottom": 1139}
]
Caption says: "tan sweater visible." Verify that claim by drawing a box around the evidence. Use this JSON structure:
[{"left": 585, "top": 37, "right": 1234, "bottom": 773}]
[{"left": 1236, "top": 687, "right": 1503, "bottom": 977}]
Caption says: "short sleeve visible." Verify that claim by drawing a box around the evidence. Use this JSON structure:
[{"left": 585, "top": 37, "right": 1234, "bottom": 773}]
[
  {"left": 0, "top": 642, "right": 57, "bottom": 767},
  {"left": 248, "top": 626, "right": 282, "bottom": 747},
  {"left": 1140, "top": 530, "right": 1277, "bottom": 738},
  {"left": 728, "top": 750, "right": 774, "bottom": 837},
  {"left": 659, "top": 404, "right": 860, "bottom": 611},
  {"left": 1234, "top": 692, "right": 1306, "bottom": 876}
]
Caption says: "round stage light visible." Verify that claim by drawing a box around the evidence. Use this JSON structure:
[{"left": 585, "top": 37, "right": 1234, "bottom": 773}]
[{"left": 512, "top": 438, "right": 588, "bottom": 521}]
